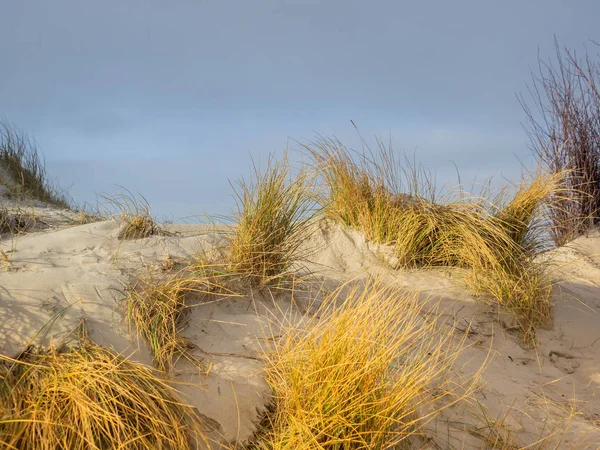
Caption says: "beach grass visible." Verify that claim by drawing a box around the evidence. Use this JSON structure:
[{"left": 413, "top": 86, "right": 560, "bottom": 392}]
[
  {"left": 102, "top": 189, "right": 158, "bottom": 239},
  {"left": 0, "top": 206, "right": 37, "bottom": 238},
  {"left": 0, "top": 121, "right": 69, "bottom": 208},
  {"left": 307, "top": 139, "right": 564, "bottom": 343},
  {"left": 229, "top": 153, "right": 315, "bottom": 288},
  {"left": 0, "top": 339, "right": 210, "bottom": 449},
  {"left": 126, "top": 261, "right": 238, "bottom": 374},
  {"left": 252, "top": 280, "right": 464, "bottom": 449}
]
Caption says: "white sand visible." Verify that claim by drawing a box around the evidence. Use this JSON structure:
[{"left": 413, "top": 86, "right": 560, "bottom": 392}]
[{"left": 1, "top": 197, "right": 600, "bottom": 448}]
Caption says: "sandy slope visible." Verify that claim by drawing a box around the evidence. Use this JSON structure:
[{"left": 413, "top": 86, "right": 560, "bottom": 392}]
[{"left": 1, "top": 203, "right": 600, "bottom": 448}]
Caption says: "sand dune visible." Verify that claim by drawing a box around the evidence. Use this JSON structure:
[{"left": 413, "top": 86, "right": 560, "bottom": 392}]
[{"left": 1, "top": 193, "right": 600, "bottom": 448}]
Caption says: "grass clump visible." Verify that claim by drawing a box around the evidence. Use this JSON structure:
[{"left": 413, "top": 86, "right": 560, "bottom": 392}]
[
  {"left": 0, "top": 340, "right": 210, "bottom": 449},
  {"left": 477, "top": 173, "right": 568, "bottom": 338},
  {"left": 393, "top": 173, "right": 565, "bottom": 341},
  {"left": 308, "top": 139, "right": 563, "bottom": 343},
  {"left": 102, "top": 189, "right": 158, "bottom": 239},
  {"left": 127, "top": 153, "right": 314, "bottom": 373},
  {"left": 126, "top": 262, "right": 236, "bottom": 374},
  {"left": 0, "top": 206, "right": 36, "bottom": 238},
  {"left": 0, "top": 121, "right": 69, "bottom": 208},
  {"left": 252, "top": 280, "right": 462, "bottom": 450},
  {"left": 229, "top": 153, "right": 315, "bottom": 288},
  {"left": 304, "top": 137, "right": 411, "bottom": 244}
]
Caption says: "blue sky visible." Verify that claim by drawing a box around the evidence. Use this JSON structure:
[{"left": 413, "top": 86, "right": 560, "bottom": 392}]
[{"left": 1, "top": 0, "right": 598, "bottom": 220}]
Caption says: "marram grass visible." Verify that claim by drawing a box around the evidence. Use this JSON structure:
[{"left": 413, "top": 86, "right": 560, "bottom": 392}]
[
  {"left": 0, "top": 341, "right": 211, "bottom": 449},
  {"left": 101, "top": 189, "right": 157, "bottom": 240},
  {"left": 252, "top": 281, "right": 464, "bottom": 450},
  {"left": 230, "top": 153, "right": 315, "bottom": 288},
  {"left": 0, "top": 120, "right": 70, "bottom": 208},
  {"left": 304, "top": 137, "right": 406, "bottom": 245},
  {"left": 0, "top": 206, "right": 36, "bottom": 238},
  {"left": 126, "top": 261, "right": 238, "bottom": 374},
  {"left": 307, "top": 139, "right": 566, "bottom": 343}
]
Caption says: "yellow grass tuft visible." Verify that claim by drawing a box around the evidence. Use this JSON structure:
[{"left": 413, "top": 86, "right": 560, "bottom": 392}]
[
  {"left": 0, "top": 341, "right": 211, "bottom": 449},
  {"left": 102, "top": 188, "right": 157, "bottom": 239},
  {"left": 493, "top": 172, "right": 567, "bottom": 253},
  {"left": 123, "top": 213, "right": 156, "bottom": 239},
  {"left": 391, "top": 189, "right": 555, "bottom": 342},
  {"left": 252, "top": 280, "right": 463, "bottom": 449},
  {"left": 304, "top": 137, "right": 406, "bottom": 244},
  {"left": 307, "top": 139, "right": 565, "bottom": 344},
  {"left": 229, "top": 153, "right": 315, "bottom": 288},
  {"left": 126, "top": 261, "right": 237, "bottom": 374}
]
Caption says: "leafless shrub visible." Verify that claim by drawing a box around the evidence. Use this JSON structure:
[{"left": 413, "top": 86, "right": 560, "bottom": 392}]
[{"left": 520, "top": 38, "right": 600, "bottom": 245}]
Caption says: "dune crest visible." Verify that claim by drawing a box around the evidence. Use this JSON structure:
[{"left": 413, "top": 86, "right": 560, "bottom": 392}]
[{"left": 1, "top": 189, "right": 600, "bottom": 447}]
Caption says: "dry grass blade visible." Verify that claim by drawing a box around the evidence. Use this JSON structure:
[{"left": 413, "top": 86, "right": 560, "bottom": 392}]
[
  {"left": 0, "top": 341, "right": 211, "bottom": 449},
  {"left": 468, "top": 404, "right": 525, "bottom": 450},
  {"left": 252, "top": 280, "right": 464, "bottom": 449},
  {"left": 102, "top": 188, "right": 158, "bottom": 239},
  {"left": 493, "top": 172, "right": 568, "bottom": 253},
  {"left": 126, "top": 261, "right": 238, "bottom": 374},
  {"left": 303, "top": 136, "right": 423, "bottom": 245},
  {"left": 306, "top": 136, "right": 565, "bottom": 344},
  {"left": 464, "top": 398, "right": 572, "bottom": 450},
  {"left": 229, "top": 153, "right": 315, "bottom": 288},
  {"left": 0, "top": 206, "right": 37, "bottom": 238},
  {"left": 476, "top": 172, "right": 568, "bottom": 341}
]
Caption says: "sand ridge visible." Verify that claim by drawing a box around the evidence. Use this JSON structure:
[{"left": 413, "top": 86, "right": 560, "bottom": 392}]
[{"left": 1, "top": 200, "right": 600, "bottom": 447}]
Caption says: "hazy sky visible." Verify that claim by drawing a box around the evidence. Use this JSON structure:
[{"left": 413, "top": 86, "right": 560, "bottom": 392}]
[{"left": 1, "top": 1, "right": 598, "bottom": 220}]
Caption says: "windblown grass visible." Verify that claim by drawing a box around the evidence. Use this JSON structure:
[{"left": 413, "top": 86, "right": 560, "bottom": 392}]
[
  {"left": 476, "top": 173, "right": 568, "bottom": 340},
  {"left": 127, "top": 153, "right": 316, "bottom": 375},
  {"left": 0, "top": 340, "right": 210, "bottom": 449},
  {"left": 0, "top": 206, "right": 37, "bottom": 238},
  {"left": 492, "top": 172, "right": 566, "bottom": 253},
  {"left": 229, "top": 154, "right": 315, "bottom": 288},
  {"left": 391, "top": 175, "right": 563, "bottom": 342},
  {"left": 102, "top": 189, "right": 158, "bottom": 239},
  {"left": 252, "top": 280, "right": 464, "bottom": 449},
  {"left": 0, "top": 121, "right": 69, "bottom": 208},
  {"left": 307, "top": 139, "right": 564, "bottom": 343},
  {"left": 304, "top": 137, "right": 416, "bottom": 244},
  {"left": 126, "top": 261, "right": 237, "bottom": 374}
]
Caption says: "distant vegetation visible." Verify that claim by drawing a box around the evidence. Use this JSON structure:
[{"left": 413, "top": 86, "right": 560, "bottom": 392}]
[
  {"left": 0, "top": 120, "right": 70, "bottom": 208},
  {"left": 521, "top": 38, "right": 600, "bottom": 245}
]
